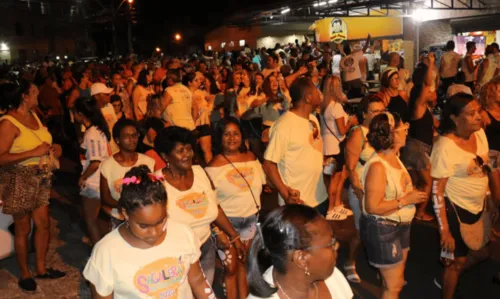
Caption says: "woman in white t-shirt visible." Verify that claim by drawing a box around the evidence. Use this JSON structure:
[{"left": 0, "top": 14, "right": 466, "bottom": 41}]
[
  {"left": 132, "top": 69, "right": 154, "bottom": 121},
  {"left": 320, "top": 75, "right": 354, "bottom": 222},
  {"left": 184, "top": 72, "right": 214, "bottom": 164},
  {"left": 84, "top": 165, "right": 216, "bottom": 299},
  {"left": 74, "top": 97, "right": 112, "bottom": 245},
  {"left": 205, "top": 117, "right": 265, "bottom": 299},
  {"left": 100, "top": 119, "right": 155, "bottom": 227},
  {"left": 361, "top": 113, "right": 427, "bottom": 298},
  {"left": 247, "top": 204, "right": 353, "bottom": 299},
  {"left": 430, "top": 93, "right": 494, "bottom": 299},
  {"left": 154, "top": 126, "right": 246, "bottom": 286}
]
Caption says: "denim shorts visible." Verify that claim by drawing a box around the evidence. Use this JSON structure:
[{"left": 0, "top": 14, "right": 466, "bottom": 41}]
[
  {"left": 80, "top": 186, "right": 100, "bottom": 200},
  {"left": 228, "top": 214, "right": 258, "bottom": 242},
  {"left": 360, "top": 215, "right": 411, "bottom": 268},
  {"left": 200, "top": 237, "right": 216, "bottom": 285}
]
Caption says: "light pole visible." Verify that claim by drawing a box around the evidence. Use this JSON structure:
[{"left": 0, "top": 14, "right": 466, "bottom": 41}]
[{"left": 111, "top": 0, "right": 134, "bottom": 55}]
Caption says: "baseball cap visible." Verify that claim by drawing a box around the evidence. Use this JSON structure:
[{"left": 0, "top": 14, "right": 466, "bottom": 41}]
[{"left": 90, "top": 83, "right": 113, "bottom": 96}]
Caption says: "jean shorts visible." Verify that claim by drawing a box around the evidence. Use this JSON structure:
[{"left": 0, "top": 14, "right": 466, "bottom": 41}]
[
  {"left": 80, "top": 186, "right": 100, "bottom": 200},
  {"left": 360, "top": 215, "right": 411, "bottom": 268},
  {"left": 228, "top": 214, "right": 258, "bottom": 242}
]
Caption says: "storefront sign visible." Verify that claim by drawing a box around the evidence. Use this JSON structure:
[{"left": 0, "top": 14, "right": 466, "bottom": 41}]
[{"left": 310, "top": 17, "right": 403, "bottom": 43}]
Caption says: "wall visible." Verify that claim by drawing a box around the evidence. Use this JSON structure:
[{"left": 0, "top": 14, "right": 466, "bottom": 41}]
[
  {"left": 257, "top": 35, "right": 305, "bottom": 49},
  {"left": 205, "top": 26, "right": 261, "bottom": 51},
  {"left": 418, "top": 19, "right": 453, "bottom": 52}
]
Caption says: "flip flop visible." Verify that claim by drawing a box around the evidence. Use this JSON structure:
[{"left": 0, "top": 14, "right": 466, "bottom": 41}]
[{"left": 343, "top": 265, "right": 361, "bottom": 283}]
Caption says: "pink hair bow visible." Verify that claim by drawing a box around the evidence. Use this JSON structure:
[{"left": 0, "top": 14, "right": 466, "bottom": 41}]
[{"left": 122, "top": 176, "right": 141, "bottom": 185}]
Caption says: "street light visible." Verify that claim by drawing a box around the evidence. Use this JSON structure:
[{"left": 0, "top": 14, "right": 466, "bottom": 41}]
[
  {"left": 175, "top": 33, "right": 182, "bottom": 41},
  {"left": 128, "top": 0, "right": 133, "bottom": 3},
  {"left": 156, "top": 47, "right": 161, "bottom": 52}
]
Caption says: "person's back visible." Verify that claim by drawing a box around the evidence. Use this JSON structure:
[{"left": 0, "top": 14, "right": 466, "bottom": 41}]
[
  {"left": 163, "top": 83, "right": 195, "bottom": 130},
  {"left": 441, "top": 51, "right": 461, "bottom": 78}
]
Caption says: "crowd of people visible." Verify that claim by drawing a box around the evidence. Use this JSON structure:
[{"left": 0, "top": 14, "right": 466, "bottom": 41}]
[{"left": 0, "top": 36, "right": 499, "bottom": 299}]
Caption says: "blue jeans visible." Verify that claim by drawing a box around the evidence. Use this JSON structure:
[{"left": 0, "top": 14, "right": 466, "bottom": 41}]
[{"left": 228, "top": 214, "right": 258, "bottom": 242}]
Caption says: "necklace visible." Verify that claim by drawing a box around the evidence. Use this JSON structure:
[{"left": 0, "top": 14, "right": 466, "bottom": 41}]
[{"left": 273, "top": 273, "right": 318, "bottom": 299}]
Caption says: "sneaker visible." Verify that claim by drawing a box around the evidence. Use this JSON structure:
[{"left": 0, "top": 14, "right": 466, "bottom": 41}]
[
  {"left": 326, "top": 210, "right": 348, "bottom": 221},
  {"left": 334, "top": 205, "right": 353, "bottom": 216}
]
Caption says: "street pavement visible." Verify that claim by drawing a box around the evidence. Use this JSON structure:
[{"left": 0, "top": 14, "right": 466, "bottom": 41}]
[{"left": 1, "top": 157, "right": 499, "bottom": 298}]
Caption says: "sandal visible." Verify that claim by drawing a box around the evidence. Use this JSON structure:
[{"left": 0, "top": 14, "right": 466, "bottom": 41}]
[{"left": 343, "top": 264, "right": 361, "bottom": 283}]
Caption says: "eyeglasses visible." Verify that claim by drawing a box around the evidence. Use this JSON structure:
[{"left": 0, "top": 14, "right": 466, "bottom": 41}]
[
  {"left": 394, "top": 122, "right": 410, "bottom": 133},
  {"left": 474, "top": 155, "right": 492, "bottom": 174},
  {"left": 303, "top": 238, "right": 339, "bottom": 252},
  {"left": 309, "top": 120, "right": 319, "bottom": 140},
  {"left": 368, "top": 109, "right": 387, "bottom": 115}
]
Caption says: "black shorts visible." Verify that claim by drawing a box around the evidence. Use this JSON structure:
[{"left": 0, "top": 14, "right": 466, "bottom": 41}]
[
  {"left": 445, "top": 197, "right": 483, "bottom": 257},
  {"left": 326, "top": 153, "right": 345, "bottom": 174},
  {"left": 193, "top": 124, "right": 211, "bottom": 138}
]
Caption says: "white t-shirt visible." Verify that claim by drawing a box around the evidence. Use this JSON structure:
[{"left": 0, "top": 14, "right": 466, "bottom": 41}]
[
  {"left": 340, "top": 51, "right": 363, "bottom": 82},
  {"left": 362, "top": 153, "right": 416, "bottom": 223},
  {"left": 163, "top": 83, "right": 196, "bottom": 130},
  {"left": 100, "top": 154, "right": 155, "bottom": 218},
  {"left": 321, "top": 102, "right": 348, "bottom": 156},
  {"left": 447, "top": 84, "right": 472, "bottom": 98},
  {"left": 479, "top": 54, "right": 498, "bottom": 86},
  {"left": 155, "top": 166, "right": 219, "bottom": 244},
  {"left": 83, "top": 220, "right": 200, "bottom": 299},
  {"left": 132, "top": 85, "right": 154, "bottom": 118},
  {"left": 205, "top": 159, "right": 265, "bottom": 218},
  {"left": 100, "top": 103, "right": 119, "bottom": 154},
  {"left": 440, "top": 51, "right": 462, "bottom": 78},
  {"left": 80, "top": 126, "right": 111, "bottom": 191},
  {"left": 264, "top": 112, "right": 327, "bottom": 207},
  {"left": 430, "top": 129, "right": 489, "bottom": 213},
  {"left": 332, "top": 54, "right": 342, "bottom": 75},
  {"left": 247, "top": 266, "right": 353, "bottom": 299}
]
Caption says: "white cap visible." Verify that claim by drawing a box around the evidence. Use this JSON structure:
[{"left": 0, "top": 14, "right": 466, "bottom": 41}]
[{"left": 90, "top": 83, "right": 113, "bottom": 96}]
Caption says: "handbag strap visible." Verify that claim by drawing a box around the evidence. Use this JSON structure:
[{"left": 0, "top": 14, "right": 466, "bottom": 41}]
[
  {"left": 448, "top": 197, "right": 486, "bottom": 225},
  {"left": 221, "top": 154, "right": 260, "bottom": 211},
  {"left": 321, "top": 103, "right": 342, "bottom": 143}
]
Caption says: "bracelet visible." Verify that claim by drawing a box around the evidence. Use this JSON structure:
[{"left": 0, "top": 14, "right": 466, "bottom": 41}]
[{"left": 229, "top": 235, "right": 241, "bottom": 244}]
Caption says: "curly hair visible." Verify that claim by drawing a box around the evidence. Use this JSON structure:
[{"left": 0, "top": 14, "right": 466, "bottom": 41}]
[
  {"left": 155, "top": 126, "right": 196, "bottom": 156},
  {"left": 367, "top": 112, "right": 402, "bottom": 151},
  {"left": 120, "top": 165, "right": 167, "bottom": 213}
]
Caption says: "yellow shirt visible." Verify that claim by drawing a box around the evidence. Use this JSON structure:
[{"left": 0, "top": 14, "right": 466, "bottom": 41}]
[{"left": 0, "top": 113, "right": 52, "bottom": 166}]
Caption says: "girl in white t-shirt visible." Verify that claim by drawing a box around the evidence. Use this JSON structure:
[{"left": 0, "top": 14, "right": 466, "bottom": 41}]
[
  {"left": 320, "top": 75, "right": 354, "bottom": 222},
  {"left": 247, "top": 204, "right": 353, "bottom": 299},
  {"left": 430, "top": 94, "right": 494, "bottom": 298},
  {"left": 100, "top": 119, "right": 155, "bottom": 227},
  {"left": 154, "top": 126, "right": 246, "bottom": 286},
  {"left": 206, "top": 117, "right": 266, "bottom": 298},
  {"left": 84, "top": 165, "right": 216, "bottom": 299},
  {"left": 131, "top": 70, "right": 154, "bottom": 121},
  {"left": 74, "top": 97, "right": 111, "bottom": 245}
]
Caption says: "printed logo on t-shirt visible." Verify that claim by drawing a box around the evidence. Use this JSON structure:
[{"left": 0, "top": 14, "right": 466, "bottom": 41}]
[
  {"left": 134, "top": 256, "right": 186, "bottom": 298},
  {"left": 226, "top": 167, "right": 254, "bottom": 190},
  {"left": 114, "top": 178, "right": 124, "bottom": 195},
  {"left": 176, "top": 192, "right": 209, "bottom": 219},
  {"left": 467, "top": 155, "right": 488, "bottom": 178}
]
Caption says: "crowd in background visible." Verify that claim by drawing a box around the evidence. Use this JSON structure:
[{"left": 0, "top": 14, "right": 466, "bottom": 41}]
[{"left": 0, "top": 36, "right": 500, "bottom": 299}]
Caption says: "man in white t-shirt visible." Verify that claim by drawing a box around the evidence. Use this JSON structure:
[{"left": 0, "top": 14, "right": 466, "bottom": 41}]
[
  {"left": 439, "top": 40, "right": 462, "bottom": 94},
  {"left": 263, "top": 77, "right": 328, "bottom": 213},
  {"left": 91, "top": 83, "right": 119, "bottom": 153},
  {"left": 162, "top": 69, "right": 196, "bottom": 130},
  {"left": 339, "top": 34, "right": 371, "bottom": 98}
]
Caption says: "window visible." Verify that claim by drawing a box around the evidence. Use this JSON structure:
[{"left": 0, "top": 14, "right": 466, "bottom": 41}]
[
  {"left": 229, "top": 41, "right": 234, "bottom": 47},
  {"left": 239, "top": 40, "right": 245, "bottom": 47},
  {"left": 207, "top": 45, "right": 212, "bottom": 50},
  {"left": 221, "top": 42, "right": 226, "bottom": 48},
  {"left": 15, "top": 23, "right": 24, "bottom": 36}
]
